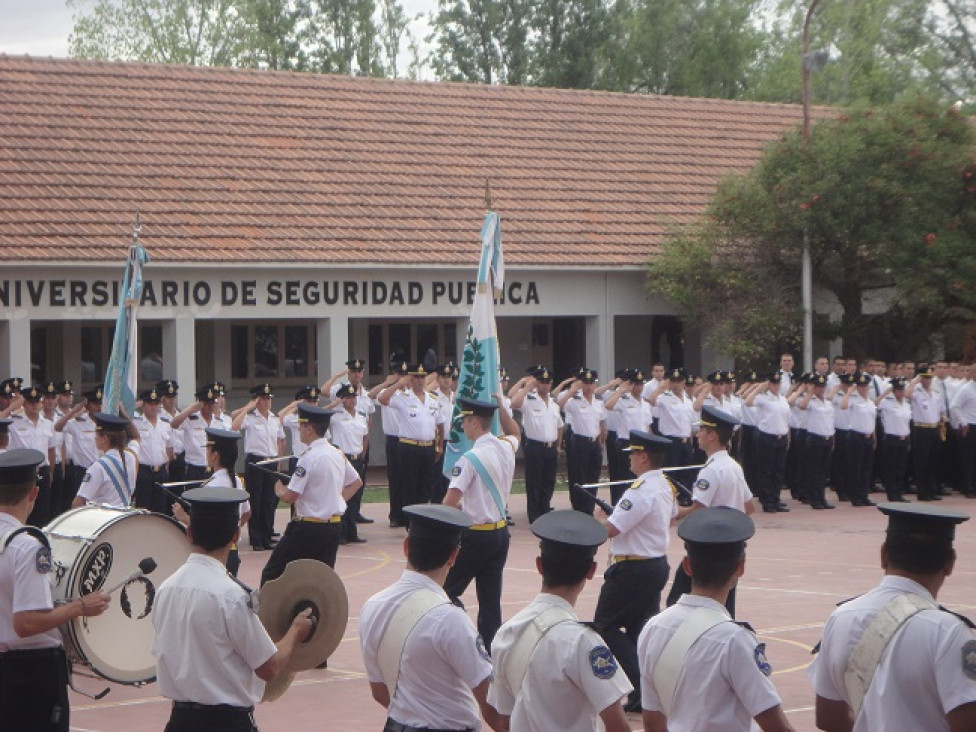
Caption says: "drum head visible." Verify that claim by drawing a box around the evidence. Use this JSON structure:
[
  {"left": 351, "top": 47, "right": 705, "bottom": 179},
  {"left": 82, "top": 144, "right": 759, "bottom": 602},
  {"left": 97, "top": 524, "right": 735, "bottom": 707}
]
[{"left": 58, "top": 509, "right": 190, "bottom": 684}]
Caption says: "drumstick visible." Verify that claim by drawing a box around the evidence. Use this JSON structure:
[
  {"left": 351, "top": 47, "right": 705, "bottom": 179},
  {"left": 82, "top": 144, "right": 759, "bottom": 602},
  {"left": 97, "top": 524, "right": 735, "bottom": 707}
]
[{"left": 100, "top": 557, "right": 157, "bottom": 596}]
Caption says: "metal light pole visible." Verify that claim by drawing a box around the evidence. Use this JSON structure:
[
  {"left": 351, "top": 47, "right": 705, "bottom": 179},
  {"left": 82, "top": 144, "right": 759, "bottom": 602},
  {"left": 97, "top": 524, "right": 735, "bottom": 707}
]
[{"left": 800, "top": 0, "right": 823, "bottom": 373}]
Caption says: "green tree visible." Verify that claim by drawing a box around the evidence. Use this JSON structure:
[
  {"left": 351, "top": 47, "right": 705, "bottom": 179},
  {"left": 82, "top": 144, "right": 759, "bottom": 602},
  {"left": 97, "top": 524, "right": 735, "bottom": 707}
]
[
  {"left": 647, "top": 97, "right": 976, "bottom": 360},
  {"left": 238, "top": 0, "right": 307, "bottom": 70},
  {"left": 306, "top": 0, "right": 384, "bottom": 75},
  {"left": 427, "top": 0, "right": 531, "bottom": 84},
  {"left": 528, "top": 0, "right": 610, "bottom": 89}
]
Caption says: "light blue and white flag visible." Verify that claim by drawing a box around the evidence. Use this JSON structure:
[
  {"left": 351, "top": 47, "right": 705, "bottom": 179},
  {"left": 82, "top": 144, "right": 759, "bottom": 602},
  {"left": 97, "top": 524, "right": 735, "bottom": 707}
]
[
  {"left": 443, "top": 211, "right": 505, "bottom": 477},
  {"left": 103, "top": 239, "right": 150, "bottom": 417}
]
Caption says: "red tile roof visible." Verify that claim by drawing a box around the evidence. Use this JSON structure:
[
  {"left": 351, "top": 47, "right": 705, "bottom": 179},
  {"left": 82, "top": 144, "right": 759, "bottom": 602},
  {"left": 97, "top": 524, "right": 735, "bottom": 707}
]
[{"left": 0, "top": 56, "right": 813, "bottom": 267}]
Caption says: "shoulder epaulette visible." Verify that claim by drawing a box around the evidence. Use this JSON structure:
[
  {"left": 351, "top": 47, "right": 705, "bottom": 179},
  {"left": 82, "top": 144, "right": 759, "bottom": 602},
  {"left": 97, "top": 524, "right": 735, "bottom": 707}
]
[
  {"left": 526, "top": 394, "right": 537, "bottom": 400},
  {"left": 940, "top": 605, "right": 976, "bottom": 629},
  {"left": 188, "top": 414, "right": 199, "bottom": 420},
  {"left": 735, "top": 620, "right": 756, "bottom": 634}
]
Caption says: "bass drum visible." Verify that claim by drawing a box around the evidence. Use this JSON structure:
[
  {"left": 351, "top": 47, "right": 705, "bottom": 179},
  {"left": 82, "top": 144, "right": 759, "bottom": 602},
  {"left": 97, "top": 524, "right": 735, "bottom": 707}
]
[{"left": 43, "top": 506, "right": 190, "bottom": 684}]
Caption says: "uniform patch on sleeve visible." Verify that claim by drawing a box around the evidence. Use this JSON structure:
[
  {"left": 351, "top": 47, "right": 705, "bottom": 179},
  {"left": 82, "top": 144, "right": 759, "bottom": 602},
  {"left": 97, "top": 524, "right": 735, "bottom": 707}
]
[
  {"left": 451, "top": 465, "right": 462, "bottom": 477},
  {"left": 82, "top": 473, "right": 92, "bottom": 483},
  {"left": 293, "top": 466, "right": 306, "bottom": 478},
  {"left": 588, "top": 646, "right": 617, "bottom": 679},
  {"left": 35, "top": 546, "right": 52, "bottom": 574},
  {"left": 962, "top": 640, "right": 976, "bottom": 680},
  {"left": 618, "top": 499, "right": 633, "bottom": 511},
  {"left": 476, "top": 635, "right": 491, "bottom": 661},
  {"left": 694, "top": 478, "right": 710, "bottom": 492},
  {"left": 754, "top": 643, "right": 772, "bottom": 676}
]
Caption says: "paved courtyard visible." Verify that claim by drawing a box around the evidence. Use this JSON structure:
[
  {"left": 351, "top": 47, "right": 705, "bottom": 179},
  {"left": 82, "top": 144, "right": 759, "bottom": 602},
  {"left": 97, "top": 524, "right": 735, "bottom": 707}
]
[{"left": 68, "top": 490, "right": 976, "bottom": 732}]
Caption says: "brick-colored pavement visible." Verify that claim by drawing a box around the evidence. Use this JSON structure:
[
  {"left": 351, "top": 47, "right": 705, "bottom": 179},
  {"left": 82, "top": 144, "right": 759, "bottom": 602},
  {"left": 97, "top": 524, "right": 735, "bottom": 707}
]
[{"left": 68, "top": 490, "right": 976, "bottom": 731}]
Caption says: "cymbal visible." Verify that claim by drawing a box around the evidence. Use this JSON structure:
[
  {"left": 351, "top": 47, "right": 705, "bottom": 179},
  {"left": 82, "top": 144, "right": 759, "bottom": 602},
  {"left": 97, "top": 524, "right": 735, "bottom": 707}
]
[
  {"left": 258, "top": 559, "right": 348, "bottom": 673},
  {"left": 261, "top": 670, "right": 296, "bottom": 703}
]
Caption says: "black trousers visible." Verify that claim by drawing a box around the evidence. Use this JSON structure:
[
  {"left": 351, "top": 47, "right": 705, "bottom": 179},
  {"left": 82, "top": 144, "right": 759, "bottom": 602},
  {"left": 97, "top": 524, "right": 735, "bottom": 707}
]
[
  {"left": 342, "top": 455, "right": 366, "bottom": 540},
  {"left": 786, "top": 428, "right": 804, "bottom": 498},
  {"left": 443, "top": 527, "right": 510, "bottom": 652},
  {"left": 523, "top": 439, "right": 558, "bottom": 523},
  {"left": 385, "top": 435, "right": 403, "bottom": 523},
  {"left": 260, "top": 519, "right": 341, "bottom": 586},
  {"left": 49, "top": 463, "right": 65, "bottom": 520},
  {"left": 739, "top": 425, "right": 758, "bottom": 489},
  {"left": 882, "top": 435, "right": 911, "bottom": 500},
  {"left": 912, "top": 426, "right": 941, "bottom": 500},
  {"left": 567, "top": 435, "right": 602, "bottom": 515},
  {"left": 666, "top": 562, "right": 737, "bottom": 617},
  {"left": 802, "top": 434, "right": 833, "bottom": 507},
  {"left": 606, "top": 436, "right": 634, "bottom": 504},
  {"left": 831, "top": 430, "right": 849, "bottom": 498},
  {"left": 0, "top": 647, "right": 69, "bottom": 732},
  {"left": 662, "top": 437, "right": 693, "bottom": 470},
  {"left": 397, "top": 442, "right": 437, "bottom": 511},
  {"left": 845, "top": 433, "right": 875, "bottom": 504},
  {"left": 26, "top": 466, "right": 53, "bottom": 527},
  {"left": 959, "top": 426, "right": 976, "bottom": 497},
  {"left": 245, "top": 454, "right": 278, "bottom": 549},
  {"left": 134, "top": 463, "right": 170, "bottom": 514},
  {"left": 165, "top": 703, "right": 257, "bottom": 732},
  {"left": 594, "top": 556, "right": 669, "bottom": 696},
  {"left": 169, "top": 451, "right": 187, "bottom": 483},
  {"left": 754, "top": 432, "right": 787, "bottom": 509}
]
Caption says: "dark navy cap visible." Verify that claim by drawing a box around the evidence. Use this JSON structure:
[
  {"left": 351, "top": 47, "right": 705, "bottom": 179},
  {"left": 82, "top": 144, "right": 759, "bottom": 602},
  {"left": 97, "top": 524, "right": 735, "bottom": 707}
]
[
  {"left": 56, "top": 380, "right": 73, "bottom": 395},
  {"left": 41, "top": 382, "right": 59, "bottom": 398},
  {"left": 83, "top": 385, "right": 105, "bottom": 402},
  {"left": 627, "top": 368, "right": 645, "bottom": 383},
  {"left": 890, "top": 378, "right": 907, "bottom": 390},
  {"left": 765, "top": 371, "right": 782, "bottom": 383},
  {"left": 577, "top": 368, "right": 597, "bottom": 383},
  {"left": 250, "top": 383, "right": 274, "bottom": 397},
  {"left": 335, "top": 384, "right": 357, "bottom": 399},
  {"left": 212, "top": 382, "right": 227, "bottom": 395},
  {"left": 0, "top": 448, "right": 44, "bottom": 486},
  {"left": 346, "top": 358, "right": 365, "bottom": 370},
  {"left": 678, "top": 506, "right": 755, "bottom": 558},
  {"left": 531, "top": 509, "right": 607, "bottom": 548},
  {"left": 297, "top": 403, "right": 333, "bottom": 426},
  {"left": 140, "top": 387, "right": 161, "bottom": 403},
  {"left": 295, "top": 385, "right": 320, "bottom": 401},
  {"left": 918, "top": 364, "right": 935, "bottom": 378},
  {"left": 94, "top": 413, "right": 129, "bottom": 432},
  {"left": 668, "top": 367, "right": 687, "bottom": 381},
  {"left": 810, "top": 374, "right": 828, "bottom": 387},
  {"left": 404, "top": 504, "right": 473, "bottom": 545},
  {"left": 195, "top": 385, "right": 218, "bottom": 402},
  {"left": 205, "top": 428, "right": 242, "bottom": 448},
  {"left": 624, "top": 430, "right": 671, "bottom": 453},
  {"left": 407, "top": 363, "right": 428, "bottom": 377},
  {"left": 435, "top": 363, "right": 454, "bottom": 377},
  {"left": 457, "top": 397, "right": 497, "bottom": 419},
  {"left": 526, "top": 364, "right": 545, "bottom": 375},
  {"left": 706, "top": 370, "right": 724, "bottom": 384},
  {"left": 155, "top": 380, "right": 179, "bottom": 395},
  {"left": 699, "top": 405, "right": 739, "bottom": 430},
  {"left": 739, "top": 370, "right": 758, "bottom": 384},
  {"left": 532, "top": 366, "right": 552, "bottom": 382},
  {"left": 391, "top": 361, "right": 410, "bottom": 376},
  {"left": 20, "top": 385, "right": 43, "bottom": 402},
  {"left": 183, "top": 485, "right": 249, "bottom": 519},
  {"left": 878, "top": 503, "right": 969, "bottom": 541}
]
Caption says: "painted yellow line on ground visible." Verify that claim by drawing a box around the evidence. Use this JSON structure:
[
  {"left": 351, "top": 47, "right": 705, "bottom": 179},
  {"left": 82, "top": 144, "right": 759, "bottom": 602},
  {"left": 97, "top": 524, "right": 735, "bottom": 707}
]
[{"left": 339, "top": 548, "right": 394, "bottom": 580}]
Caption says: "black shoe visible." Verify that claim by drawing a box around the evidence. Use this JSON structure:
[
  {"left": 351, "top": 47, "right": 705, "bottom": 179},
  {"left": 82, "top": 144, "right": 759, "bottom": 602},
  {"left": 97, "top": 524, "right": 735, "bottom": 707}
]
[
  {"left": 888, "top": 496, "right": 910, "bottom": 503},
  {"left": 938, "top": 488, "right": 951, "bottom": 496},
  {"left": 931, "top": 494, "right": 943, "bottom": 501},
  {"left": 821, "top": 502, "right": 836, "bottom": 509},
  {"left": 389, "top": 519, "right": 405, "bottom": 528},
  {"left": 262, "top": 541, "right": 277, "bottom": 549},
  {"left": 812, "top": 503, "right": 824, "bottom": 510},
  {"left": 763, "top": 506, "right": 778, "bottom": 514},
  {"left": 356, "top": 514, "right": 375, "bottom": 524},
  {"left": 917, "top": 495, "right": 933, "bottom": 501},
  {"left": 346, "top": 536, "right": 367, "bottom": 543},
  {"left": 775, "top": 505, "right": 790, "bottom": 512},
  {"left": 272, "top": 531, "right": 281, "bottom": 538},
  {"left": 252, "top": 544, "right": 268, "bottom": 551},
  {"left": 777, "top": 501, "right": 788, "bottom": 509},
  {"left": 837, "top": 495, "right": 850, "bottom": 502}
]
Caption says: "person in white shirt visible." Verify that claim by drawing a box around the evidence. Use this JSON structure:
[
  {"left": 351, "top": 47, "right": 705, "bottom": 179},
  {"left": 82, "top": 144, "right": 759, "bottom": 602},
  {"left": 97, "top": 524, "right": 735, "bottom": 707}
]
[
  {"left": 131, "top": 386, "right": 174, "bottom": 513},
  {"left": 558, "top": 368, "right": 607, "bottom": 514},
  {"left": 489, "top": 510, "right": 632, "bottom": 732},
  {"left": 743, "top": 373, "right": 791, "bottom": 513},
  {"left": 808, "top": 503, "right": 976, "bottom": 732},
  {"left": 359, "top": 504, "right": 503, "bottom": 732},
  {"left": 511, "top": 366, "right": 564, "bottom": 522},
  {"left": 54, "top": 385, "right": 104, "bottom": 510},
  {"left": 949, "top": 364, "right": 976, "bottom": 498},
  {"left": 876, "top": 378, "right": 913, "bottom": 502},
  {"left": 153, "top": 484, "right": 312, "bottom": 732},
  {"left": 278, "top": 384, "right": 322, "bottom": 472},
  {"left": 906, "top": 366, "right": 946, "bottom": 502},
  {"left": 839, "top": 372, "right": 878, "bottom": 507},
  {"left": 329, "top": 383, "right": 370, "bottom": 544},
  {"left": 639, "top": 508, "right": 793, "bottom": 732},
  {"left": 593, "top": 430, "right": 676, "bottom": 712},
  {"left": 647, "top": 368, "right": 695, "bottom": 469},
  {"left": 792, "top": 374, "right": 840, "bottom": 509},
  {"left": 442, "top": 396, "right": 521, "bottom": 652},
  {"left": 4, "top": 386, "right": 57, "bottom": 525},
  {"left": 73, "top": 413, "right": 138, "bottom": 509},
  {"left": 604, "top": 369, "right": 651, "bottom": 502},
  {"left": 367, "top": 361, "right": 410, "bottom": 528}
]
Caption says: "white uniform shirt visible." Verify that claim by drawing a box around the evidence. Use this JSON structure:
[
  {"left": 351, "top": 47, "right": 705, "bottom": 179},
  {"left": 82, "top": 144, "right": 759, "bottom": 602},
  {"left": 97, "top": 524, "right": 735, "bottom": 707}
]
[
  {"left": 449, "top": 433, "right": 519, "bottom": 524},
  {"left": 911, "top": 385, "right": 945, "bottom": 424},
  {"left": 879, "top": 397, "right": 912, "bottom": 437},
  {"left": 288, "top": 438, "right": 359, "bottom": 519},
  {"left": 612, "top": 393, "right": 650, "bottom": 439},
  {"left": 282, "top": 412, "right": 302, "bottom": 458},
  {"left": 691, "top": 450, "right": 753, "bottom": 511},
  {"left": 180, "top": 413, "right": 225, "bottom": 467},
  {"left": 329, "top": 382, "right": 376, "bottom": 419},
  {"left": 808, "top": 575, "right": 976, "bottom": 732},
  {"left": 433, "top": 388, "right": 455, "bottom": 434},
  {"left": 0, "top": 513, "right": 61, "bottom": 651},
  {"left": 360, "top": 570, "right": 491, "bottom": 731},
  {"left": 604, "top": 393, "right": 622, "bottom": 434},
  {"left": 241, "top": 410, "right": 283, "bottom": 457},
  {"left": 63, "top": 412, "right": 99, "bottom": 467},
  {"left": 379, "top": 400, "right": 401, "bottom": 437},
  {"left": 153, "top": 554, "right": 277, "bottom": 707},
  {"left": 160, "top": 407, "right": 185, "bottom": 455},
  {"left": 607, "top": 470, "right": 676, "bottom": 558},
  {"left": 844, "top": 394, "right": 877, "bottom": 435},
  {"left": 132, "top": 414, "right": 173, "bottom": 467},
  {"left": 207, "top": 468, "right": 251, "bottom": 517},
  {"left": 388, "top": 390, "right": 444, "bottom": 442},
  {"left": 753, "top": 392, "right": 790, "bottom": 436},
  {"left": 739, "top": 401, "right": 757, "bottom": 428},
  {"left": 43, "top": 412, "right": 64, "bottom": 464},
  {"left": 328, "top": 408, "right": 369, "bottom": 456},
  {"left": 803, "top": 396, "right": 835, "bottom": 437},
  {"left": 489, "top": 593, "right": 632, "bottom": 731},
  {"left": 77, "top": 449, "right": 138, "bottom": 507},
  {"left": 642, "top": 378, "right": 662, "bottom": 421},
  {"left": 833, "top": 391, "right": 852, "bottom": 431},
  {"left": 563, "top": 395, "right": 605, "bottom": 439},
  {"left": 656, "top": 392, "right": 693, "bottom": 439},
  {"left": 7, "top": 414, "right": 55, "bottom": 466},
  {"left": 949, "top": 381, "right": 976, "bottom": 429},
  {"left": 517, "top": 392, "right": 563, "bottom": 444},
  {"left": 638, "top": 594, "right": 782, "bottom": 730}
]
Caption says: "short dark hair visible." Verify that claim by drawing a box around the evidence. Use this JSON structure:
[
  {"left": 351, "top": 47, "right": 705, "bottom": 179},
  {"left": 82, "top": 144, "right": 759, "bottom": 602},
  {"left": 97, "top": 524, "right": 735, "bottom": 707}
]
[
  {"left": 407, "top": 536, "right": 458, "bottom": 571},
  {"left": 189, "top": 514, "right": 239, "bottom": 552},
  {"left": 0, "top": 480, "right": 34, "bottom": 506},
  {"left": 885, "top": 532, "right": 954, "bottom": 575},
  {"left": 701, "top": 423, "right": 734, "bottom": 447},
  {"left": 539, "top": 542, "right": 597, "bottom": 588},
  {"left": 308, "top": 421, "right": 329, "bottom": 438},
  {"left": 687, "top": 544, "right": 745, "bottom": 589}
]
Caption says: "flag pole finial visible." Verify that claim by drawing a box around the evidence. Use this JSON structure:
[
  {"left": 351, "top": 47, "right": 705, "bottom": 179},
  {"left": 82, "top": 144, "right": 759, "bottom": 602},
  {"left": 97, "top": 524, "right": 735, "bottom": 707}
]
[
  {"left": 484, "top": 179, "right": 493, "bottom": 211},
  {"left": 132, "top": 213, "right": 141, "bottom": 247}
]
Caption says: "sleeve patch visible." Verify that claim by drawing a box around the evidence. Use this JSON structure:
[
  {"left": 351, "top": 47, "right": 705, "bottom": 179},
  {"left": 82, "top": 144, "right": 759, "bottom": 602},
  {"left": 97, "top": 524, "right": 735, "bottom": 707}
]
[
  {"left": 82, "top": 473, "right": 92, "bottom": 483},
  {"left": 36, "top": 546, "right": 52, "bottom": 574},
  {"left": 618, "top": 499, "right": 633, "bottom": 511},
  {"left": 963, "top": 640, "right": 976, "bottom": 680},
  {"left": 694, "top": 478, "right": 710, "bottom": 492},
  {"left": 588, "top": 646, "right": 618, "bottom": 679},
  {"left": 293, "top": 466, "right": 307, "bottom": 478},
  {"left": 451, "top": 465, "right": 462, "bottom": 477},
  {"left": 754, "top": 643, "right": 772, "bottom": 676}
]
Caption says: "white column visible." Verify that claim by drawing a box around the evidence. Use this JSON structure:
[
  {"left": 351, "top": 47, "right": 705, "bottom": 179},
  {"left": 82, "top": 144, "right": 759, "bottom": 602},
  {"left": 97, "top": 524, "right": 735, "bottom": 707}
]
[
  {"left": 316, "top": 316, "right": 348, "bottom": 384},
  {"left": 61, "top": 323, "right": 82, "bottom": 388},
  {"left": 585, "top": 313, "right": 612, "bottom": 382},
  {"left": 212, "top": 322, "right": 232, "bottom": 387},
  {"left": 0, "top": 316, "right": 32, "bottom": 380},
  {"left": 162, "top": 316, "right": 196, "bottom": 399}
]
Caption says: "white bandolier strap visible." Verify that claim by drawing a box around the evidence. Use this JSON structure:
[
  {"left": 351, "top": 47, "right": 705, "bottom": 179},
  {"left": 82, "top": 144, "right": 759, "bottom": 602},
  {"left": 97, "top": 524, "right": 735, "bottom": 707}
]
[
  {"left": 502, "top": 606, "right": 576, "bottom": 696},
  {"left": 652, "top": 607, "right": 730, "bottom": 717},
  {"left": 377, "top": 589, "right": 450, "bottom": 696},
  {"left": 844, "top": 592, "right": 936, "bottom": 716}
]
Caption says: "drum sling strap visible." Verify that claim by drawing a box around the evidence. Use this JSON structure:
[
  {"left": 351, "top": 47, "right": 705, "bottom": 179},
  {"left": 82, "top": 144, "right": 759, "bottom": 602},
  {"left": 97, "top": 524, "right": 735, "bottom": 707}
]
[
  {"left": 651, "top": 606, "right": 731, "bottom": 717},
  {"left": 377, "top": 589, "right": 451, "bottom": 697},
  {"left": 843, "top": 592, "right": 935, "bottom": 717},
  {"left": 501, "top": 606, "right": 576, "bottom": 697},
  {"left": 98, "top": 453, "right": 132, "bottom": 507},
  {"left": 0, "top": 526, "right": 51, "bottom": 553}
]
